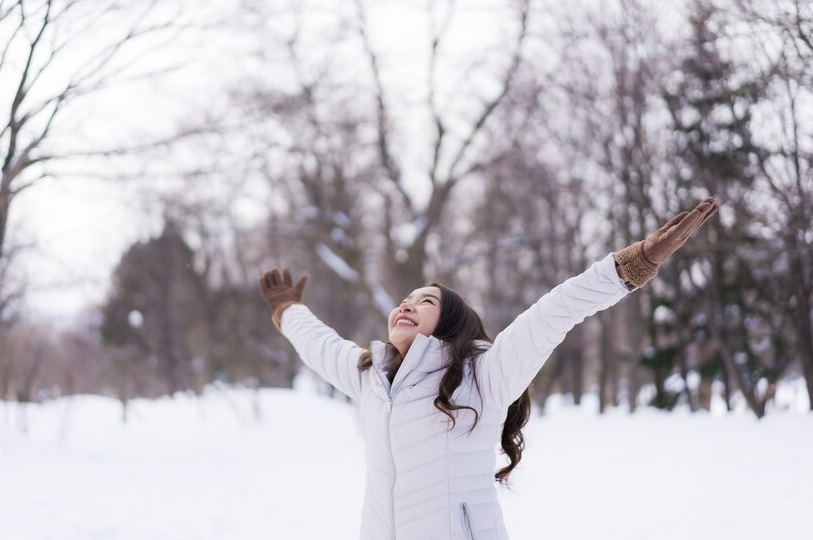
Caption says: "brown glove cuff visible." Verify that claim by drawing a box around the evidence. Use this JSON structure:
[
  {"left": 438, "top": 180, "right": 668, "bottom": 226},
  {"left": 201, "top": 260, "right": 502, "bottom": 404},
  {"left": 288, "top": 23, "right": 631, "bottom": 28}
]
[
  {"left": 272, "top": 300, "right": 301, "bottom": 330},
  {"left": 615, "top": 241, "right": 659, "bottom": 288}
]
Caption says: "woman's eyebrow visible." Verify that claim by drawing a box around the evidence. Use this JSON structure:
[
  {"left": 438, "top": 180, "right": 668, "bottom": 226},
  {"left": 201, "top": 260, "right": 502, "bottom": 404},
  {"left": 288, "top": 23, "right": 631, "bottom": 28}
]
[{"left": 404, "top": 292, "right": 441, "bottom": 302}]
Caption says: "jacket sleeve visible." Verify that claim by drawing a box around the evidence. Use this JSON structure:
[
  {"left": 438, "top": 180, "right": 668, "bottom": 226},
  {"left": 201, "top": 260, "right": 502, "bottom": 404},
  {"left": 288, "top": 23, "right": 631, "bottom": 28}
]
[
  {"left": 476, "top": 253, "right": 632, "bottom": 410},
  {"left": 278, "top": 304, "right": 364, "bottom": 402}
]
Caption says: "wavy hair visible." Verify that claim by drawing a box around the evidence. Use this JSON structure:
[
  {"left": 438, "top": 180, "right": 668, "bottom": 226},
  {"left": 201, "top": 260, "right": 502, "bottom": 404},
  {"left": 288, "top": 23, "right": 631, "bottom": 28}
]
[{"left": 358, "top": 283, "right": 532, "bottom": 483}]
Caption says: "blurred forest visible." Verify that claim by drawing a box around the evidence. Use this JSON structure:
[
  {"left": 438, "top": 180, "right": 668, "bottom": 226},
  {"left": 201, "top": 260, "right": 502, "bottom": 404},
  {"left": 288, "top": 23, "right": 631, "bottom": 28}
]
[{"left": 1, "top": 0, "right": 811, "bottom": 419}]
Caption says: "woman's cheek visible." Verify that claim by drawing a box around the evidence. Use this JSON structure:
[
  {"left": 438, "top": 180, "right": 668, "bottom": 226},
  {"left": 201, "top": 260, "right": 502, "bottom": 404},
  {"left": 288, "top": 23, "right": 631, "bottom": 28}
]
[{"left": 387, "top": 309, "right": 398, "bottom": 327}]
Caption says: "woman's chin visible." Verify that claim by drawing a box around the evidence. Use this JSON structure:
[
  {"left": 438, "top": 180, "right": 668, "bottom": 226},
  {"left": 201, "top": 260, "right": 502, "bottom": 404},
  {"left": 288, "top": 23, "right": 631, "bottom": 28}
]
[{"left": 388, "top": 328, "right": 416, "bottom": 348}]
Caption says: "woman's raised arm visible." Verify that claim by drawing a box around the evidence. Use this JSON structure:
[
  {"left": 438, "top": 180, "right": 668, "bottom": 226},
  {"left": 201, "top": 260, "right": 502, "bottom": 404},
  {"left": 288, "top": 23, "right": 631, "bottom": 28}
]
[
  {"left": 259, "top": 267, "right": 364, "bottom": 401},
  {"left": 475, "top": 198, "right": 719, "bottom": 409}
]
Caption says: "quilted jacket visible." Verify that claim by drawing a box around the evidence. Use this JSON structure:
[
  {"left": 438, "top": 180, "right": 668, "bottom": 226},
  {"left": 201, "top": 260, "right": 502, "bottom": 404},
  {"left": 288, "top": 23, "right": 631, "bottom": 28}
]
[{"left": 278, "top": 254, "right": 631, "bottom": 539}]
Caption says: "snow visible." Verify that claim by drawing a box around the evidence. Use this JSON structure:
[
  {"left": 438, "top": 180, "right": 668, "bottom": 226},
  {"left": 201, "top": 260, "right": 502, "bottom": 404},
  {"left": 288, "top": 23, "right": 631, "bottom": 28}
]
[
  {"left": 371, "top": 279, "right": 396, "bottom": 319},
  {"left": 1, "top": 384, "right": 811, "bottom": 540},
  {"left": 315, "top": 243, "right": 361, "bottom": 283}
]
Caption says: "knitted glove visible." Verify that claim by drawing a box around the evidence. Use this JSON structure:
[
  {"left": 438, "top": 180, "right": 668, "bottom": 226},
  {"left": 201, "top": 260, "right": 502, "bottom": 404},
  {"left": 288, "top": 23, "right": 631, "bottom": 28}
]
[
  {"left": 259, "top": 267, "right": 309, "bottom": 330},
  {"left": 615, "top": 197, "right": 718, "bottom": 288}
]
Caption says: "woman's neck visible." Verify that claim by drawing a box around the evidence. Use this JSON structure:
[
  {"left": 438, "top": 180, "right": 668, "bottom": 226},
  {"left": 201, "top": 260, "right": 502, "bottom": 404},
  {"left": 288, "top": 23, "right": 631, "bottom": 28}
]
[{"left": 387, "top": 350, "right": 405, "bottom": 383}]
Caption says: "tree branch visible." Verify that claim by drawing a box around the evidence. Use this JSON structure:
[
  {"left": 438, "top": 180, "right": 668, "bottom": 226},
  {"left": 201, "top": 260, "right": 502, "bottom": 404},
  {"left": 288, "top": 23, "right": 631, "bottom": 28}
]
[
  {"left": 426, "top": 0, "right": 456, "bottom": 187},
  {"left": 3, "top": 0, "right": 53, "bottom": 175},
  {"left": 793, "top": 0, "right": 813, "bottom": 53},
  {"left": 353, "top": 0, "right": 413, "bottom": 211},
  {"left": 0, "top": 1, "right": 25, "bottom": 76},
  {"left": 443, "top": 0, "right": 529, "bottom": 190}
]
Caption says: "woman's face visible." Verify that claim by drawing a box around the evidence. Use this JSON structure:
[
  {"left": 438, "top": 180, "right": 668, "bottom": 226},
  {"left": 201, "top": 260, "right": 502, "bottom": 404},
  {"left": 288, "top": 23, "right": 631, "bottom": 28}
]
[{"left": 388, "top": 286, "right": 442, "bottom": 355}]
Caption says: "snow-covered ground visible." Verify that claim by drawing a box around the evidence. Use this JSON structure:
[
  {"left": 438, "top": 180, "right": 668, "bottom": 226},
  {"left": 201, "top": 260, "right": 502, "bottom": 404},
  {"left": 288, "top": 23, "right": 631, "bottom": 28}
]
[{"left": 1, "top": 382, "right": 811, "bottom": 540}]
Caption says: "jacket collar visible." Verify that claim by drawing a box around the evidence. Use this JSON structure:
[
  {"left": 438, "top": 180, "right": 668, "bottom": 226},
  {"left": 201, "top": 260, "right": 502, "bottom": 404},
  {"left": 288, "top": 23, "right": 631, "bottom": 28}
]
[{"left": 370, "top": 334, "right": 447, "bottom": 395}]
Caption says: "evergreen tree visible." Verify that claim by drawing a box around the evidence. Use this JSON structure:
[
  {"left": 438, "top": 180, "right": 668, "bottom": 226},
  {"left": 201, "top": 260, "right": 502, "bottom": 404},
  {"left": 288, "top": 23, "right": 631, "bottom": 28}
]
[
  {"left": 662, "top": 0, "right": 791, "bottom": 416},
  {"left": 101, "top": 222, "right": 207, "bottom": 396}
]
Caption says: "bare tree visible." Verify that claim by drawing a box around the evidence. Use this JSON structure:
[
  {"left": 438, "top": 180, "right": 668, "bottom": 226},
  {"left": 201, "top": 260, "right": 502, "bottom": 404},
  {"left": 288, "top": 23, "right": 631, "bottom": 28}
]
[
  {"left": 544, "top": 0, "right": 686, "bottom": 412},
  {"left": 229, "top": 0, "right": 531, "bottom": 342},
  {"left": 460, "top": 65, "right": 595, "bottom": 407},
  {"left": 0, "top": 321, "right": 51, "bottom": 406},
  {"left": 728, "top": 0, "right": 813, "bottom": 411},
  {"left": 0, "top": 0, "right": 198, "bottom": 314}
]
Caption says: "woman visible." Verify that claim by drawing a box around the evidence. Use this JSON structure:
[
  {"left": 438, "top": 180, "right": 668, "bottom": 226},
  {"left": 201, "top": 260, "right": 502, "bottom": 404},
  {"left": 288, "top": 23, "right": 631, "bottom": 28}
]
[{"left": 259, "top": 198, "right": 718, "bottom": 540}]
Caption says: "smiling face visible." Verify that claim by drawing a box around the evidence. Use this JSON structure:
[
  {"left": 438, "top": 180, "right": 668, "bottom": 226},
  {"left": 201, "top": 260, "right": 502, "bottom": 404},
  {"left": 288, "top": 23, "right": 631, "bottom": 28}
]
[{"left": 387, "top": 286, "right": 442, "bottom": 355}]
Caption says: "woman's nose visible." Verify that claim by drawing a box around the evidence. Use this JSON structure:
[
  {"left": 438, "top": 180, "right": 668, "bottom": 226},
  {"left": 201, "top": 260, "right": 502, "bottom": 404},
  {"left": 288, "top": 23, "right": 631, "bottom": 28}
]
[{"left": 400, "top": 302, "right": 414, "bottom": 312}]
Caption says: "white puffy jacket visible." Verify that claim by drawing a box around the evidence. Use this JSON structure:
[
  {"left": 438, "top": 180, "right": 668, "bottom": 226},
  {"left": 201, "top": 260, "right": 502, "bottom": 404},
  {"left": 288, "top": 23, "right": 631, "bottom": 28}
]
[{"left": 279, "top": 254, "right": 631, "bottom": 539}]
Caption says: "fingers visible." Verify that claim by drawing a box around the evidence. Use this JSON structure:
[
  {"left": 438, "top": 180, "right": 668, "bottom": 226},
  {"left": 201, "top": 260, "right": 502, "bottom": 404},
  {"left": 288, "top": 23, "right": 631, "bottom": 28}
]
[
  {"left": 262, "top": 268, "right": 282, "bottom": 288},
  {"left": 697, "top": 208, "right": 716, "bottom": 229},
  {"left": 260, "top": 267, "right": 306, "bottom": 291},
  {"left": 679, "top": 197, "right": 718, "bottom": 239},
  {"left": 259, "top": 268, "right": 280, "bottom": 291},
  {"left": 294, "top": 275, "right": 309, "bottom": 295},
  {"left": 677, "top": 208, "right": 707, "bottom": 238},
  {"left": 662, "top": 197, "right": 718, "bottom": 242},
  {"left": 697, "top": 198, "right": 719, "bottom": 228},
  {"left": 693, "top": 197, "right": 717, "bottom": 218},
  {"left": 659, "top": 211, "right": 689, "bottom": 233}
]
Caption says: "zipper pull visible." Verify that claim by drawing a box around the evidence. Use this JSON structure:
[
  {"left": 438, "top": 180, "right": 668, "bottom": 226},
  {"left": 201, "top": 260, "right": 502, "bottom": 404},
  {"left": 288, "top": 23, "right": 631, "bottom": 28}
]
[{"left": 385, "top": 400, "right": 392, "bottom": 412}]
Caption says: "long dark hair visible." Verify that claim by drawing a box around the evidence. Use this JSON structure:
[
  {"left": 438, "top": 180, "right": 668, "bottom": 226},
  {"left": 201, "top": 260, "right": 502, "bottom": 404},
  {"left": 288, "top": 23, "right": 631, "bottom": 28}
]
[
  {"left": 358, "top": 282, "right": 532, "bottom": 483},
  {"left": 431, "top": 283, "right": 531, "bottom": 484}
]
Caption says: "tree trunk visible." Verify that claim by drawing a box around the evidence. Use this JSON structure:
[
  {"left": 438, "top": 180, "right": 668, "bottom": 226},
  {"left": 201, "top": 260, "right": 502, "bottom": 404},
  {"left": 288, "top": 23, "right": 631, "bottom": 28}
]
[
  {"left": 555, "top": 327, "right": 585, "bottom": 405},
  {"left": 789, "top": 249, "right": 813, "bottom": 411},
  {"left": 598, "top": 311, "right": 617, "bottom": 414},
  {"left": 0, "top": 172, "right": 12, "bottom": 262},
  {"left": 672, "top": 275, "right": 699, "bottom": 412}
]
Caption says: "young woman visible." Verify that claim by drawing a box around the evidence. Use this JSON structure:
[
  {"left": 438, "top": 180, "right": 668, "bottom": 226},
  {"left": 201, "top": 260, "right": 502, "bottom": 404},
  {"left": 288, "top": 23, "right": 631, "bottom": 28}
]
[{"left": 259, "top": 198, "right": 718, "bottom": 540}]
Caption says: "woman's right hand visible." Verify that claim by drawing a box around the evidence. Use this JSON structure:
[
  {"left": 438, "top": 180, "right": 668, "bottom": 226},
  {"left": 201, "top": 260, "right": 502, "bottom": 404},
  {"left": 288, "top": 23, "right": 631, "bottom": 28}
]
[{"left": 259, "top": 267, "right": 309, "bottom": 329}]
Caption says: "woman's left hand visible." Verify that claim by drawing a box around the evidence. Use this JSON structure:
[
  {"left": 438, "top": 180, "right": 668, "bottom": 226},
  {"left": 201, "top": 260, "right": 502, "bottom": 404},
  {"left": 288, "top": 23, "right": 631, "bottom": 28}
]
[{"left": 615, "top": 197, "right": 719, "bottom": 288}]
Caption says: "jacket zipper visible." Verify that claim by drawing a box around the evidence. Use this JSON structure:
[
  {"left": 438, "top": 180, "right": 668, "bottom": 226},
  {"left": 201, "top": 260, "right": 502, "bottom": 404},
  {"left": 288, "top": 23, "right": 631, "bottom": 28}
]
[
  {"left": 461, "top": 503, "right": 476, "bottom": 540},
  {"left": 379, "top": 370, "right": 396, "bottom": 539}
]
